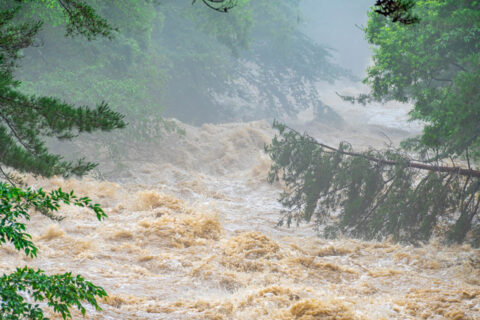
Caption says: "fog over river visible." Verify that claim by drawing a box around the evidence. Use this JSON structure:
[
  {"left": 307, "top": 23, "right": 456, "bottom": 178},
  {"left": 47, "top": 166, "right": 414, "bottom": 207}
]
[{"left": 2, "top": 0, "right": 479, "bottom": 319}]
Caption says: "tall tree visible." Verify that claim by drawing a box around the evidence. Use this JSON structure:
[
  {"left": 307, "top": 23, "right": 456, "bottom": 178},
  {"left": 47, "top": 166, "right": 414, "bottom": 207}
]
[
  {"left": 16, "top": 0, "right": 348, "bottom": 131},
  {"left": 266, "top": 0, "right": 480, "bottom": 245},
  {"left": 1, "top": 0, "right": 235, "bottom": 318},
  {"left": 0, "top": 1, "right": 125, "bottom": 317}
]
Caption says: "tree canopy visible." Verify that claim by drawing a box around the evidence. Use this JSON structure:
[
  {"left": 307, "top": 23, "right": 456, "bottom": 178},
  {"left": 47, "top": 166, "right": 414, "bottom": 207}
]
[
  {"left": 0, "top": 1, "right": 126, "bottom": 179},
  {"left": 267, "top": 0, "right": 480, "bottom": 245},
  {"left": 374, "top": 0, "right": 419, "bottom": 24},
  {"left": 365, "top": 0, "right": 480, "bottom": 161}
]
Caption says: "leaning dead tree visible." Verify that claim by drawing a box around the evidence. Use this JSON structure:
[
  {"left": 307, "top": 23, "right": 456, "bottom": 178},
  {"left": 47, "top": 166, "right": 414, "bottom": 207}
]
[{"left": 265, "top": 121, "right": 480, "bottom": 245}]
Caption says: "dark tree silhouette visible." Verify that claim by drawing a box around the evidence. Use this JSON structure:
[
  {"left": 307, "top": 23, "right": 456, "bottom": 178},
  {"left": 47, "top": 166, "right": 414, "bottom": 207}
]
[
  {"left": 374, "top": 0, "right": 419, "bottom": 24},
  {"left": 193, "top": 0, "right": 238, "bottom": 12}
]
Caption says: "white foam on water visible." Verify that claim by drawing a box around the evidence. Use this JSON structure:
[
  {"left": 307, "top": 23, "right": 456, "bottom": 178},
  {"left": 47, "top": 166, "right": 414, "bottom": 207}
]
[{"left": 2, "top": 118, "right": 479, "bottom": 319}]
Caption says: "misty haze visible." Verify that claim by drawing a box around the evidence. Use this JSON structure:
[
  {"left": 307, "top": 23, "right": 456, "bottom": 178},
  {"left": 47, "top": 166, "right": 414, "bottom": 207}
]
[{"left": 1, "top": 0, "right": 479, "bottom": 319}]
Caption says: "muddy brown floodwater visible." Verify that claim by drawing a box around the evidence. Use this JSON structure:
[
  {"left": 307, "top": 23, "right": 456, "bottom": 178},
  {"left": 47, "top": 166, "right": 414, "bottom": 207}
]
[{"left": 1, "top": 120, "right": 479, "bottom": 319}]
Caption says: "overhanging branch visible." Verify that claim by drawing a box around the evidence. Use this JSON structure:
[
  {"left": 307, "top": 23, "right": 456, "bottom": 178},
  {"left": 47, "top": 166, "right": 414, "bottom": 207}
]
[
  {"left": 286, "top": 125, "right": 480, "bottom": 178},
  {"left": 314, "top": 140, "right": 480, "bottom": 178}
]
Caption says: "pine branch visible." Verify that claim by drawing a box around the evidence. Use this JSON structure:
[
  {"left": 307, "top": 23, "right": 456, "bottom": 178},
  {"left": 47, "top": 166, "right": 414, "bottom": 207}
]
[
  {"left": 284, "top": 124, "right": 480, "bottom": 178},
  {"left": 267, "top": 121, "right": 480, "bottom": 244},
  {"left": 0, "top": 110, "right": 34, "bottom": 154},
  {"left": 0, "top": 165, "right": 16, "bottom": 187}
]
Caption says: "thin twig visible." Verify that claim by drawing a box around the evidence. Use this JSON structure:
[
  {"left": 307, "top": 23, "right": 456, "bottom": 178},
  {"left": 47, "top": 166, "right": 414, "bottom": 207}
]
[{"left": 0, "top": 165, "right": 16, "bottom": 187}]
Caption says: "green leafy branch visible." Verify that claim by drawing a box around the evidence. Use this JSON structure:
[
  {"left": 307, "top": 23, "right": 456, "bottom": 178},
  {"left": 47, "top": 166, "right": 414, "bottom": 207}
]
[
  {"left": 0, "top": 182, "right": 107, "bottom": 319},
  {"left": 0, "top": 267, "right": 107, "bottom": 320},
  {"left": 0, "top": 182, "right": 106, "bottom": 257}
]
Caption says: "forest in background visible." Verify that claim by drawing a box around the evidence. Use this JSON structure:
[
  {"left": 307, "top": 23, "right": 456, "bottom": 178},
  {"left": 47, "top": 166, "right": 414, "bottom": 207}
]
[
  {"left": 2, "top": 1, "right": 480, "bottom": 318},
  {"left": 17, "top": 0, "right": 350, "bottom": 132}
]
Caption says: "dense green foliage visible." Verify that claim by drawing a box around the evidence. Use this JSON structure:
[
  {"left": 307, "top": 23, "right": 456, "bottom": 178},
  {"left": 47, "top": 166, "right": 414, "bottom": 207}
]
[
  {"left": 267, "top": 0, "right": 480, "bottom": 245},
  {"left": 366, "top": 0, "right": 480, "bottom": 160},
  {"left": 266, "top": 122, "right": 480, "bottom": 245},
  {"left": 0, "top": 1, "right": 125, "bottom": 318},
  {"left": 0, "top": 3, "right": 125, "bottom": 178},
  {"left": 1, "top": 267, "right": 106, "bottom": 320},
  {"left": 2, "top": 1, "right": 248, "bottom": 318},
  {"left": 374, "top": 0, "right": 419, "bottom": 24},
  {"left": 0, "top": 182, "right": 107, "bottom": 319}
]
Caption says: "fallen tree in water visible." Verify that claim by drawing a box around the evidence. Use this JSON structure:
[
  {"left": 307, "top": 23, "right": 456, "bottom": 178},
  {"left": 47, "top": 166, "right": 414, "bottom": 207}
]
[{"left": 265, "top": 121, "right": 480, "bottom": 245}]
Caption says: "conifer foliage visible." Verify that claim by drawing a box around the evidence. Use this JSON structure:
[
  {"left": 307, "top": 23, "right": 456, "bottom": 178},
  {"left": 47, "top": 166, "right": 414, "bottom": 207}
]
[
  {"left": 0, "top": 1, "right": 124, "bottom": 318},
  {"left": 266, "top": 0, "right": 480, "bottom": 245},
  {"left": 266, "top": 122, "right": 480, "bottom": 245},
  {"left": 0, "top": 3, "right": 125, "bottom": 180},
  {"left": 1, "top": 1, "right": 240, "bottom": 318},
  {"left": 374, "top": 0, "right": 419, "bottom": 24}
]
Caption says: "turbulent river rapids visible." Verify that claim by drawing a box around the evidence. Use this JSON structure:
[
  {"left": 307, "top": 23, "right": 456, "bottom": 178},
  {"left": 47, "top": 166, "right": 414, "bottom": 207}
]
[{"left": 2, "top": 119, "right": 480, "bottom": 319}]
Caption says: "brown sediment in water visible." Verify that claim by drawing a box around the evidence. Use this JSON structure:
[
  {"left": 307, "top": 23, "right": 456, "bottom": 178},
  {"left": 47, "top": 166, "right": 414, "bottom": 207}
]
[
  {"left": 137, "top": 210, "right": 222, "bottom": 248},
  {"left": 220, "top": 232, "right": 281, "bottom": 272},
  {"left": 2, "top": 121, "right": 480, "bottom": 319},
  {"left": 284, "top": 298, "right": 358, "bottom": 320},
  {"left": 133, "top": 190, "right": 188, "bottom": 212}
]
